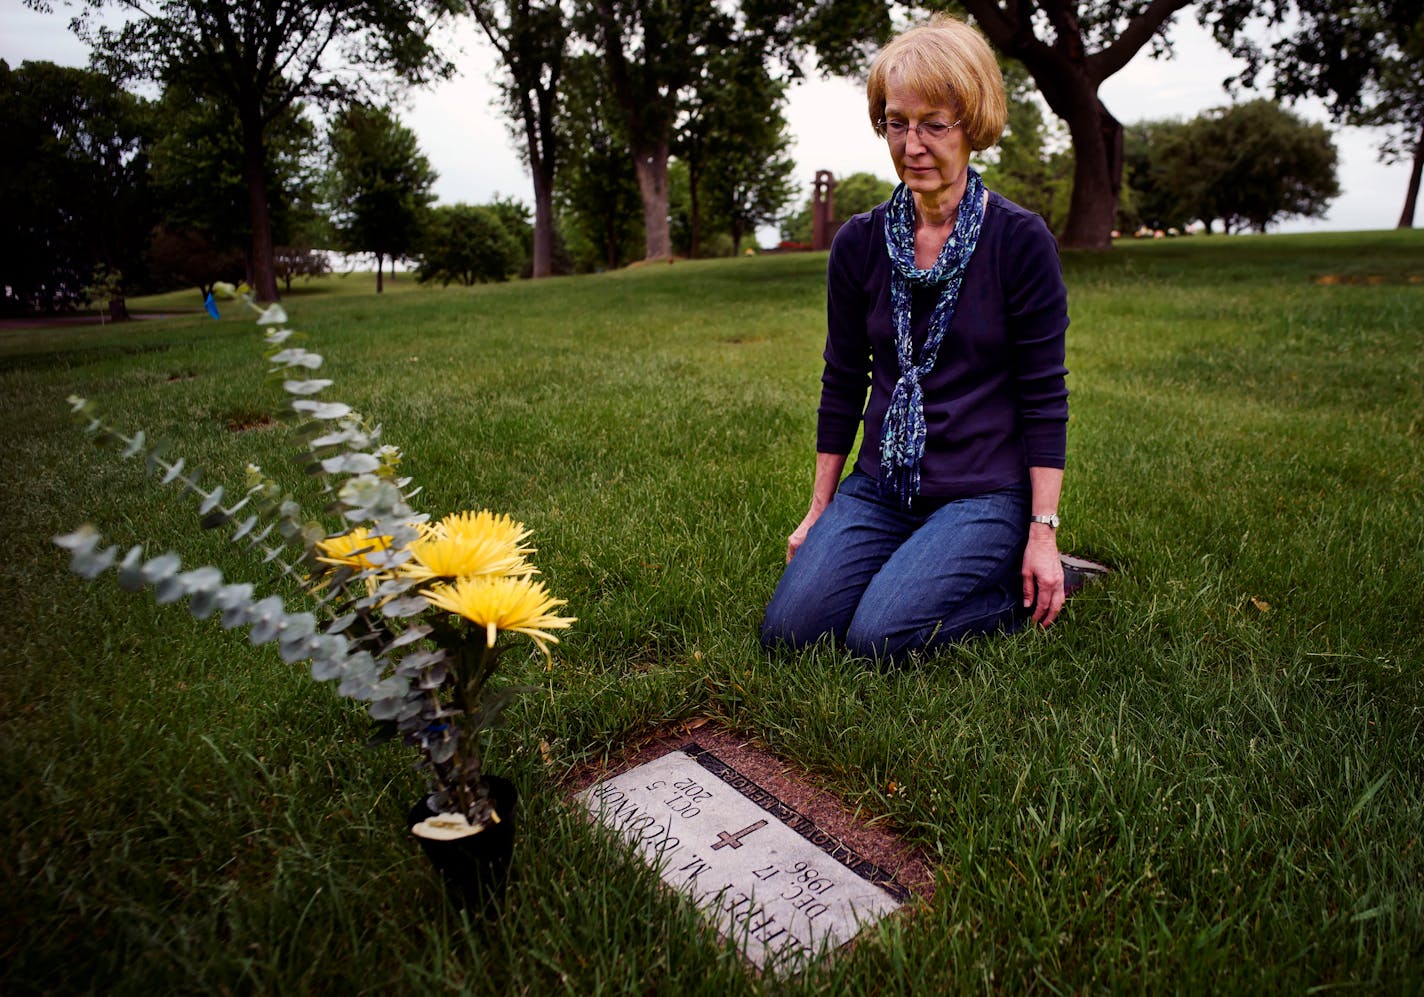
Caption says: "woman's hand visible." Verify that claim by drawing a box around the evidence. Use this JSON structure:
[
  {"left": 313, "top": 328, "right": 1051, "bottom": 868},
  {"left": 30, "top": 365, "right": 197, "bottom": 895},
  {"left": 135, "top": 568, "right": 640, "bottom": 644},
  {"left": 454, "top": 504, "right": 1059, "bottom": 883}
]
[
  {"left": 1021, "top": 524, "right": 1064, "bottom": 626},
  {"left": 788, "top": 453, "right": 849, "bottom": 563},
  {"left": 787, "top": 505, "right": 825, "bottom": 562}
]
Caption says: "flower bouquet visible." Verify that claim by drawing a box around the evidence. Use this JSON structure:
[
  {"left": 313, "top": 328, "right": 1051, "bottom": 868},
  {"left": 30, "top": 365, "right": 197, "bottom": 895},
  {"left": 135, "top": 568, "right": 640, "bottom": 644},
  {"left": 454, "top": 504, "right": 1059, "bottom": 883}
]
[{"left": 54, "top": 284, "right": 573, "bottom": 859}]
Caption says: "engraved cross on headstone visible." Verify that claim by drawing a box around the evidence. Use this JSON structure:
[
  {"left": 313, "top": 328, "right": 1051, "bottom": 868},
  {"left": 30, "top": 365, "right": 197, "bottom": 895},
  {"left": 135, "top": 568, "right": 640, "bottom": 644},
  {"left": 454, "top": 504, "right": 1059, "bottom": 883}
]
[{"left": 712, "top": 819, "right": 767, "bottom": 850}]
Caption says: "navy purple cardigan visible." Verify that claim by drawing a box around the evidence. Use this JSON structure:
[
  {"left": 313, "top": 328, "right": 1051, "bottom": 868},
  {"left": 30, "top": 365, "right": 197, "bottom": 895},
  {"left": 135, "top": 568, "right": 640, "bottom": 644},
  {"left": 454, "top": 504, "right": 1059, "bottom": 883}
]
[{"left": 816, "top": 191, "right": 1070, "bottom": 499}]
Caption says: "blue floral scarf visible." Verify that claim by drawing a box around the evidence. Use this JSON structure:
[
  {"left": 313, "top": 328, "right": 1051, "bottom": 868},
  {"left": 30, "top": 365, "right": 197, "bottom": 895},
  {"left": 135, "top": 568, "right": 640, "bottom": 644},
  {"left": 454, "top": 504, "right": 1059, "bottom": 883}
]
[{"left": 879, "top": 168, "right": 987, "bottom": 507}]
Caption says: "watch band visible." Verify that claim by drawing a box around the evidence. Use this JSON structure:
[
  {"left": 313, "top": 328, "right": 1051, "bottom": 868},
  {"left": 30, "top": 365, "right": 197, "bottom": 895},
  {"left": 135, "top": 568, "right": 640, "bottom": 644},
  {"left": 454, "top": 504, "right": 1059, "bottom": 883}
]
[{"left": 1030, "top": 514, "right": 1060, "bottom": 529}]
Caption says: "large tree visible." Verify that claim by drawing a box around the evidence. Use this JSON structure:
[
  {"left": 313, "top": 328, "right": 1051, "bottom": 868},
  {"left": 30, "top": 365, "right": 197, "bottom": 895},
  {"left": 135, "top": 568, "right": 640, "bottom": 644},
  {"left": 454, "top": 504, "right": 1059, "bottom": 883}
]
[
  {"left": 955, "top": 0, "right": 1195, "bottom": 249},
  {"left": 416, "top": 204, "right": 524, "bottom": 285},
  {"left": 469, "top": 0, "right": 567, "bottom": 278},
  {"left": 678, "top": 49, "right": 797, "bottom": 257},
  {"left": 46, "top": 0, "right": 457, "bottom": 301},
  {"left": 1204, "top": 0, "right": 1424, "bottom": 228},
  {"left": 0, "top": 59, "right": 153, "bottom": 316},
  {"left": 553, "top": 53, "right": 644, "bottom": 270},
  {"left": 578, "top": 0, "right": 734, "bottom": 261},
  {"left": 978, "top": 61, "right": 1074, "bottom": 235},
  {"left": 577, "top": 0, "right": 891, "bottom": 262},
  {"left": 1155, "top": 99, "right": 1339, "bottom": 232},
  {"left": 148, "top": 85, "right": 325, "bottom": 279},
  {"left": 327, "top": 104, "right": 436, "bottom": 293}
]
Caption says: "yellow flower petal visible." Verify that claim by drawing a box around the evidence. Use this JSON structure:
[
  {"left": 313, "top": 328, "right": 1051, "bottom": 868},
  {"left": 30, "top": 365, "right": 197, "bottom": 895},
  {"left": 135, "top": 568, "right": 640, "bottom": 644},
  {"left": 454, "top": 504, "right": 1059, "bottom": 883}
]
[
  {"left": 316, "top": 527, "right": 393, "bottom": 570},
  {"left": 401, "top": 510, "right": 535, "bottom": 582},
  {"left": 422, "top": 574, "right": 575, "bottom": 661}
]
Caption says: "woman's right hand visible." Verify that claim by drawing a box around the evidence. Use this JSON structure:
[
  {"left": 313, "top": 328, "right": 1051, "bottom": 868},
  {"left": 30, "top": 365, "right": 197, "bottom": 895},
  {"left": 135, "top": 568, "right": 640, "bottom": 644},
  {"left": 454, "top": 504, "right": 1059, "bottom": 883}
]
[
  {"left": 787, "top": 505, "right": 825, "bottom": 562},
  {"left": 788, "top": 453, "right": 848, "bottom": 562}
]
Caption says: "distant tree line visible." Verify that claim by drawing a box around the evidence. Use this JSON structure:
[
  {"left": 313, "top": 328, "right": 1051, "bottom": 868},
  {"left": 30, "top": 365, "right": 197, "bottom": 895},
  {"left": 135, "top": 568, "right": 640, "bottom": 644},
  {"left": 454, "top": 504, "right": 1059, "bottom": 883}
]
[
  {"left": 782, "top": 91, "right": 1341, "bottom": 242},
  {"left": 7, "top": 0, "right": 1417, "bottom": 316}
]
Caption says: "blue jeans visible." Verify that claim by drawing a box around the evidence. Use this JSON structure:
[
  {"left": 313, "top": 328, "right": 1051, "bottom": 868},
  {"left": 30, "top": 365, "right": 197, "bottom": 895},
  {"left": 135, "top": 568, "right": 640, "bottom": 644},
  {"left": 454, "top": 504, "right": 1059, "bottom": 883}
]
[{"left": 761, "top": 470, "right": 1030, "bottom": 660}]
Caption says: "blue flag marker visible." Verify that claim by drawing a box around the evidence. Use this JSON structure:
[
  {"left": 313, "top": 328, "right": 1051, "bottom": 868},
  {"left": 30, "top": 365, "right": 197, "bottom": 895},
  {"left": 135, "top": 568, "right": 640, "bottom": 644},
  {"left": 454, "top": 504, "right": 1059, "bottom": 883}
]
[{"left": 204, "top": 292, "right": 219, "bottom": 320}]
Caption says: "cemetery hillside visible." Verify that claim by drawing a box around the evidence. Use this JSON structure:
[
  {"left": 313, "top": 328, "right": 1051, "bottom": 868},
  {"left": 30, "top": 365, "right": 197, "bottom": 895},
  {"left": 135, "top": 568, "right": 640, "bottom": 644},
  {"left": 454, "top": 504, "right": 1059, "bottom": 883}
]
[{"left": 4, "top": 230, "right": 1424, "bottom": 991}]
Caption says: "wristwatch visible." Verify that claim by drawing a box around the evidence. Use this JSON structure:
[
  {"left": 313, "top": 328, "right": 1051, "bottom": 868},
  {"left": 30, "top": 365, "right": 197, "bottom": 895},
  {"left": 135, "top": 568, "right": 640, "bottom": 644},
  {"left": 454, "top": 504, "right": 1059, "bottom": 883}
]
[{"left": 1029, "top": 514, "right": 1060, "bottom": 529}]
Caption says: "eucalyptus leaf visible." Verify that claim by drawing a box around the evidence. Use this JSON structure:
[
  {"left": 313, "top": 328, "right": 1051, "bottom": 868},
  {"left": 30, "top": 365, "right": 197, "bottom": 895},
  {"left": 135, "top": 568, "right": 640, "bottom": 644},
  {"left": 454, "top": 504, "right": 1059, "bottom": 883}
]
[
  {"left": 380, "top": 596, "right": 427, "bottom": 619},
  {"left": 368, "top": 696, "right": 402, "bottom": 720},
  {"left": 141, "top": 551, "right": 182, "bottom": 584},
  {"left": 53, "top": 526, "right": 100, "bottom": 553},
  {"left": 120, "top": 430, "right": 146, "bottom": 459},
  {"left": 188, "top": 588, "right": 218, "bottom": 620},
  {"left": 418, "top": 662, "right": 450, "bottom": 689},
  {"left": 247, "top": 595, "right": 286, "bottom": 645},
  {"left": 116, "top": 546, "right": 146, "bottom": 591},
  {"left": 198, "top": 486, "right": 225, "bottom": 515},
  {"left": 428, "top": 732, "right": 457, "bottom": 765},
  {"left": 283, "top": 378, "right": 333, "bottom": 395},
  {"left": 220, "top": 603, "right": 251, "bottom": 630},
  {"left": 154, "top": 574, "right": 185, "bottom": 604},
  {"left": 292, "top": 400, "right": 351, "bottom": 421},
  {"left": 216, "top": 582, "right": 254, "bottom": 609},
  {"left": 325, "top": 613, "right": 357, "bottom": 635},
  {"left": 270, "top": 347, "right": 322, "bottom": 369},
  {"left": 73, "top": 544, "right": 118, "bottom": 580},
  {"left": 386, "top": 625, "right": 431, "bottom": 651},
  {"left": 320, "top": 453, "right": 381, "bottom": 475},
  {"left": 310, "top": 654, "right": 345, "bottom": 682},
  {"left": 178, "top": 566, "right": 223, "bottom": 594}
]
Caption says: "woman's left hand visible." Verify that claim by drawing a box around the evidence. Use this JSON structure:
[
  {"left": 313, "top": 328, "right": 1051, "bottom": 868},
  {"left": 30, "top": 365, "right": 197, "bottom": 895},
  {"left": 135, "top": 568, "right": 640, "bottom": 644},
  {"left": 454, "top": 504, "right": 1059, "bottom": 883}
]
[{"left": 1021, "top": 525, "right": 1065, "bottom": 627}]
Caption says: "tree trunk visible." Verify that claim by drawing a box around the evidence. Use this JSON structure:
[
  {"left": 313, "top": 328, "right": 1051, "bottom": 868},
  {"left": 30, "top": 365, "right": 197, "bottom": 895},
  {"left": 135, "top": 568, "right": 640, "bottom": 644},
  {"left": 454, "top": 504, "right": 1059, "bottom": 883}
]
[
  {"left": 959, "top": 0, "right": 1192, "bottom": 251},
  {"left": 632, "top": 139, "right": 672, "bottom": 260},
  {"left": 531, "top": 165, "right": 556, "bottom": 278},
  {"left": 108, "top": 296, "right": 129, "bottom": 322},
  {"left": 376, "top": 252, "right": 385, "bottom": 293},
  {"left": 527, "top": 112, "right": 557, "bottom": 278},
  {"left": 1398, "top": 120, "right": 1422, "bottom": 229},
  {"left": 1058, "top": 97, "right": 1123, "bottom": 250},
  {"left": 240, "top": 117, "right": 280, "bottom": 302},
  {"left": 688, "top": 161, "right": 702, "bottom": 259}
]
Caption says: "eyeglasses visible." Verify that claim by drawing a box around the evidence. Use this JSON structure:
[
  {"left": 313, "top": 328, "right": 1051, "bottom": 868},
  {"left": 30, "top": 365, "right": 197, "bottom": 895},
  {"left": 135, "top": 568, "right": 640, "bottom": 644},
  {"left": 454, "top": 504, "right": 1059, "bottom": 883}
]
[{"left": 877, "top": 117, "right": 962, "bottom": 143}]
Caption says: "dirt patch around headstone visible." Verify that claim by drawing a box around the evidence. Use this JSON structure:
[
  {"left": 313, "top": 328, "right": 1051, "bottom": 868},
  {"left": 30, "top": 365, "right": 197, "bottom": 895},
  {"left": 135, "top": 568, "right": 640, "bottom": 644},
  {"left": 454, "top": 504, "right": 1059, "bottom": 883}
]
[{"left": 566, "top": 720, "right": 936, "bottom": 901}]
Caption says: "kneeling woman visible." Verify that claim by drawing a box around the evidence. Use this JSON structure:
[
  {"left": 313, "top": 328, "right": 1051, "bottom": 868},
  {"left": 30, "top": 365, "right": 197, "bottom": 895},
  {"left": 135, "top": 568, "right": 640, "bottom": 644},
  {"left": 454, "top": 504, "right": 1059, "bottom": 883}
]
[{"left": 761, "top": 14, "right": 1070, "bottom": 660}]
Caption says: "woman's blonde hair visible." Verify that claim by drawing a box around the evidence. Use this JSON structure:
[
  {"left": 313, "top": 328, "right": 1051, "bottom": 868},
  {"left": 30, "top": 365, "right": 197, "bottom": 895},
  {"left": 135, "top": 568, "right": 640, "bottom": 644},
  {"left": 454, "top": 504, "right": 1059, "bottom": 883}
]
[{"left": 866, "top": 14, "right": 1007, "bottom": 152}]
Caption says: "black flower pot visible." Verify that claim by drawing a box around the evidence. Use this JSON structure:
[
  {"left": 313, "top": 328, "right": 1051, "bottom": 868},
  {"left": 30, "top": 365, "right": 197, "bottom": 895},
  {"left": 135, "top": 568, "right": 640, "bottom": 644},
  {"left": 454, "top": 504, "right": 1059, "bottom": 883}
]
[{"left": 408, "top": 776, "right": 518, "bottom": 918}]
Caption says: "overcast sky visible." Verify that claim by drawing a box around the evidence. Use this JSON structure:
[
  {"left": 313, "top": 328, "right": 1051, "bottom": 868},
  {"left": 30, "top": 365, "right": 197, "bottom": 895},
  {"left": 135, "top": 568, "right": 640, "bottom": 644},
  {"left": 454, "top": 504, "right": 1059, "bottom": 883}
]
[{"left": 3, "top": 5, "right": 1412, "bottom": 244}]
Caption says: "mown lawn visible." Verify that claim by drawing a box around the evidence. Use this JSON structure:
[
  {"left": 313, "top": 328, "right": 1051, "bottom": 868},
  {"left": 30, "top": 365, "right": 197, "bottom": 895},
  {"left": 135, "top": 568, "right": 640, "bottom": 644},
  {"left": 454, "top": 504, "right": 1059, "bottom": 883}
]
[{"left": 2, "top": 230, "right": 1422, "bottom": 993}]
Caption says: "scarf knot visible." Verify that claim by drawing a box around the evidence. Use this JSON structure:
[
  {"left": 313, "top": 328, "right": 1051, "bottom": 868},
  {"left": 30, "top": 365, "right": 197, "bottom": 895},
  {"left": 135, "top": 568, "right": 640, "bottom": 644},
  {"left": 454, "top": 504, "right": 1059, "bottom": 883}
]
[{"left": 879, "top": 169, "right": 986, "bottom": 507}]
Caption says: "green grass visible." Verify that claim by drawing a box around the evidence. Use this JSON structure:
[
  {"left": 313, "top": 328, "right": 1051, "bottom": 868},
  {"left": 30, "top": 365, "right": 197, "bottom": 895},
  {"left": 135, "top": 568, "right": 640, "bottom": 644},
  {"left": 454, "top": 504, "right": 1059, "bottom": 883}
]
[{"left": 3, "top": 230, "right": 1422, "bottom": 992}]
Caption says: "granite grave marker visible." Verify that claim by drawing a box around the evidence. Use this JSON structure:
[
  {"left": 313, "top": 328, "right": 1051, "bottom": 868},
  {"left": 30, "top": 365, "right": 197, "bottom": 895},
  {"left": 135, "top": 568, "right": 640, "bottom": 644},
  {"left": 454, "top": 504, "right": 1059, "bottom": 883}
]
[{"left": 578, "top": 744, "right": 908, "bottom": 972}]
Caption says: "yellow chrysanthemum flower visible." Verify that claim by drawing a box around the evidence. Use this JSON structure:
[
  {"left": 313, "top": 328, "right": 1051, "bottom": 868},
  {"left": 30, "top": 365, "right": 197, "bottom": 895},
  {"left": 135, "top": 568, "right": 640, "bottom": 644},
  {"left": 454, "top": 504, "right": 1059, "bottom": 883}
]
[
  {"left": 402, "top": 510, "right": 534, "bottom": 582},
  {"left": 316, "top": 527, "right": 393, "bottom": 570},
  {"left": 422, "top": 574, "right": 575, "bottom": 661}
]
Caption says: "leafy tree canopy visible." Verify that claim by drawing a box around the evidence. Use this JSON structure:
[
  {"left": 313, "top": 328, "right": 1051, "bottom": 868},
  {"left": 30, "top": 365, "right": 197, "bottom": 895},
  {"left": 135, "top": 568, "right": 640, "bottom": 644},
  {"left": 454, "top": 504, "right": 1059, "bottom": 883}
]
[
  {"left": 1203, "top": 0, "right": 1423, "bottom": 226},
  {"left": 554, "top": 53, "right": 643, "bottom": 271},
  {"left": 416, "top": 204, "right": 524, "bottom": 285},
  {"left": 1147, "top": 99, "right": 1340, "bottom": 233},
  {"left": 327, "top": 104, "right": 437, "bottom": 292},
  {"left": 0, "top": 59, "right": 153, "bottom": 315},
  {"left": 38, "top": 0, "right": 459, "bottom": 299}
]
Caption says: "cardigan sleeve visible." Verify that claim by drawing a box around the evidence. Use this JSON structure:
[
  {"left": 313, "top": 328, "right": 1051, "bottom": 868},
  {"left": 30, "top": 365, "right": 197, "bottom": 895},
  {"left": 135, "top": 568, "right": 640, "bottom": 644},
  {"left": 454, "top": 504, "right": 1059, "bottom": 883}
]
[
  {"left": 815, "top": 215, "right": 875, "bottom": 455},
  {"left": 1004, "top": 211, "right": 1070, "bottom": 469}
]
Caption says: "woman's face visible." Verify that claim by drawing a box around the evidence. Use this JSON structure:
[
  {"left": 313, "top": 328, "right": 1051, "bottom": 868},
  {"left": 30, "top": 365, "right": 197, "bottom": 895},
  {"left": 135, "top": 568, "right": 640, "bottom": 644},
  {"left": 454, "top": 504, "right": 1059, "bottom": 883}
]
[{"left": 883, "top": 80, "right": 971, "bottom": 206}]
